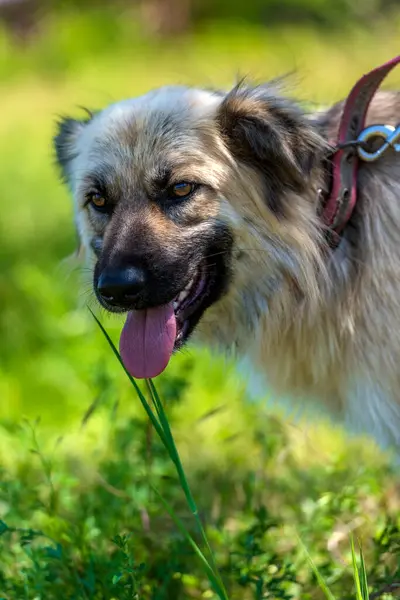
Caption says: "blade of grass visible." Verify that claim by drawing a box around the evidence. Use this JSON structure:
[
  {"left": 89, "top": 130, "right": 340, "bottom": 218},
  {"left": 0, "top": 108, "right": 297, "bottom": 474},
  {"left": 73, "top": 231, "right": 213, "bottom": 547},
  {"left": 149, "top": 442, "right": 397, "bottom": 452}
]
[
  {"left": 154, "top": 488, "right": 229, "bottom": 600},
  {"left": 359, "top": 543, "right": 370, "bottom": 600},
  {"left": 351, "top": 536, "right": 363, "bottom": 600},
  {"left": 351, "top": 536, "right": 369, "bottom": 600},
  {"left": 297, "top": 536, "right": 337, "bottom": 600},
  {"left": 146, "top": 378, "right": 225, "bottom": 592},
  {"left": 91, "top": 310, "right": 229, "bottom": 600},
  {"left": 146, "top": 378, "right": 199, "bottom": 510},
  {"left": 144, "top": 379, "right": 166, "bottom": 436}
]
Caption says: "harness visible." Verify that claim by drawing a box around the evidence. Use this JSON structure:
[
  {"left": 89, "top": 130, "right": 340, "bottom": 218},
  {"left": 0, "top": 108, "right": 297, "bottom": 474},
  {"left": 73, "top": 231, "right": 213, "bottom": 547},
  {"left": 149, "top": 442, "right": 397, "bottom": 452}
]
[{"left": 319, "top": 55, "right": 400, "bottom": 248}]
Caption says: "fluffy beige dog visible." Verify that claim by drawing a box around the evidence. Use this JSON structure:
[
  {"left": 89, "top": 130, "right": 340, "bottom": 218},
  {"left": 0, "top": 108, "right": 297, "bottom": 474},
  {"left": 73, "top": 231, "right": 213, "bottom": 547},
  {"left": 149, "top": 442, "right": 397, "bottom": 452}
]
[{"left": 54, "top": 79, "right": 400, "bottom": 455}]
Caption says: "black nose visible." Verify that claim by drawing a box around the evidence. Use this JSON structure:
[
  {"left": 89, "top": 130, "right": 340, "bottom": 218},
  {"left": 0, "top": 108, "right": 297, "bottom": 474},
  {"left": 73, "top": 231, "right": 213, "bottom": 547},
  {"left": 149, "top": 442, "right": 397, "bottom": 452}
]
[{"left": 97, "top": 265, "right": 147, "bottom": 306}]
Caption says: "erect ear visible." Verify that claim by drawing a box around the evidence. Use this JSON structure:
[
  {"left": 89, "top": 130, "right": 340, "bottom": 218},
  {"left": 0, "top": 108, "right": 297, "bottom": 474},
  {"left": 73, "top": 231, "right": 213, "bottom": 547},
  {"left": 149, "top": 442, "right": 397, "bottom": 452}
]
[
  {"left": 217, "top": 82, "right": 325, "bottom": 211},
  {"left": 53, "top": 111, "right": 91, "bottom": 184}
]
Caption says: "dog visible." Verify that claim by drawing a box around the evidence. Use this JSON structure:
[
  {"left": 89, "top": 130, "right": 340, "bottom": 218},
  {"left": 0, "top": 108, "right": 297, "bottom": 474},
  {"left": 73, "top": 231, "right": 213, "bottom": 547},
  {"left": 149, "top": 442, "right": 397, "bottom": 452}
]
[{"left": 54, "top": 79, "right": 400, "bottom": 456}]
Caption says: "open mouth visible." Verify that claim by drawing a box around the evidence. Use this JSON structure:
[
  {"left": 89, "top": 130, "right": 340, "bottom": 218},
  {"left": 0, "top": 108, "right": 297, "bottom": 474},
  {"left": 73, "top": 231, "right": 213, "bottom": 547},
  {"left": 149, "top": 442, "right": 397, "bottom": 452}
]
[
  {"left": 109, "top": 221, "right": 234, "bottom": 381},
  {"left": 173, "top": 266, "right": 209, "bottom": 349},
  {"left": 119, "top": 262, "right": 219, "bottom": 381}
]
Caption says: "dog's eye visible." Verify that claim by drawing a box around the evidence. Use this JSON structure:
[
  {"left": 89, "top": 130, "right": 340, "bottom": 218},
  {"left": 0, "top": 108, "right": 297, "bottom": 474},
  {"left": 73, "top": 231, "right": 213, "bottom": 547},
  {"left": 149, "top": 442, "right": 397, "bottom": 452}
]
[
  {"left": 169, "top": 182, "right": 195, "bottom": 199},
  {"left": 87, "top": 192, "right": 109, "bottom": 212}
]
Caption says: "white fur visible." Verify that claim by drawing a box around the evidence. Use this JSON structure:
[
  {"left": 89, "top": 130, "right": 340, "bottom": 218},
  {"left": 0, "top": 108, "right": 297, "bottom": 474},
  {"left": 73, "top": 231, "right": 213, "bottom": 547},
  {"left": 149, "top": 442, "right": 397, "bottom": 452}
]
[
  {"left": 239, "top": 355, "right": 400, "bottom": 460},
  {"left": 345, "top": 378, "right": 400, "bottom": 455},
  {"left": 237, "top": 355, "right": 331, "bottom": 423}
]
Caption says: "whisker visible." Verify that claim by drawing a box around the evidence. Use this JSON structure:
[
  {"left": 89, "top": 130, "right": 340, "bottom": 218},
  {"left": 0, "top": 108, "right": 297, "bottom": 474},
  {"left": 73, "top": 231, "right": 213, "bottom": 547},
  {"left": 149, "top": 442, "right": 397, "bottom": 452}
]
[
  {"left": 201, "top": 249, "right": 231, "bottom": 261},
  {"left": 78, "top": 288, "right": 95, "bottom": 299}
]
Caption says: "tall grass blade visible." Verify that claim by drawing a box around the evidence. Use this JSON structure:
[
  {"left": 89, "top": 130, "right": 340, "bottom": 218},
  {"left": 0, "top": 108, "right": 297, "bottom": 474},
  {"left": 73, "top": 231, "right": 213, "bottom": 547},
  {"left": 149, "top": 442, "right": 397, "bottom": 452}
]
[
  {"left": 146, "top": 378, "right": 225, "bottom": 592},
  {"left": 359, "top": 544, "right": 369, "bottom": 600},
  {"left": 91, "top": 310, "right": 229, "bottom": 600},
  {"left": 351, "top": 536, "right": 364, "bottom": 600},
  {"left": 351, "top": 536, "right": 369, "bottom": 600},
  {"left": 298, "top": 536, "right": 336, "bottom": 600}
]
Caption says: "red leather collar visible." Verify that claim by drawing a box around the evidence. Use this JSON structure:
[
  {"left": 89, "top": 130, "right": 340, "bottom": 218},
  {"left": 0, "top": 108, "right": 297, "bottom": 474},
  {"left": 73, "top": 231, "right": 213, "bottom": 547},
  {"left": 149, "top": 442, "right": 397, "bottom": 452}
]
[{"left": 321, "top": 55, "right": 400, "bottom": 247}]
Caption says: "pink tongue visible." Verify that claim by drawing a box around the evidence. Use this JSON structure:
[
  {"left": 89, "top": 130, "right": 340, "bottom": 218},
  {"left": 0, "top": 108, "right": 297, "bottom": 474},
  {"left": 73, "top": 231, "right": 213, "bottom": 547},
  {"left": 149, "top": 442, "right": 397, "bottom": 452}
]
[{"left": 119, "top": 303, "right": 177, "bottom": 379}]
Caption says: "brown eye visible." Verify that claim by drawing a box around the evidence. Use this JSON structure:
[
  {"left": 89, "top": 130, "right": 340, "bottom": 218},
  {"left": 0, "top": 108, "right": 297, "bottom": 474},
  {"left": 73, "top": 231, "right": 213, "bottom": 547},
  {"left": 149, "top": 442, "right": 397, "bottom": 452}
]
[
  {"left": 170, "top": 182, "right": 195, "bottom": 199},
  {"left": 88, "top": 192, "right": 108, "bottom": 211}
]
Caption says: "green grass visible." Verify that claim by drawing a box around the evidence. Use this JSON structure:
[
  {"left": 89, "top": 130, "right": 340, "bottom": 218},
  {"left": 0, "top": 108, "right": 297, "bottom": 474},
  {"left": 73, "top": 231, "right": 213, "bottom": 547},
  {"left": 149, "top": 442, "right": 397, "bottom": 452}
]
[{"left": 0, "top": 7, "right": 400, "bottom": 599}]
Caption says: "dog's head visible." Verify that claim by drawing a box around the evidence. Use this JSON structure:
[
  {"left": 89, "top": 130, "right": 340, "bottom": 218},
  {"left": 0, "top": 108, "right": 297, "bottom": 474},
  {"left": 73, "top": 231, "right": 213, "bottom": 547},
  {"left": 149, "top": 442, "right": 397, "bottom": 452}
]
[{"left": 54, "top": 83, "right": 326, "bottom": 379}]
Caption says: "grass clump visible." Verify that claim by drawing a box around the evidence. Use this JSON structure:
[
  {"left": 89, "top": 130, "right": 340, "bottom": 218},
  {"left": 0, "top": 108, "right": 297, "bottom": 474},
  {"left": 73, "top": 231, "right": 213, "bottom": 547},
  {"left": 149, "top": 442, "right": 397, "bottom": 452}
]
[
  {"left": 4, "top": 311, "right": 396, "bottom": 599},
  {"left": 0, "top": 368, "right": 399, "bottom": 598}
]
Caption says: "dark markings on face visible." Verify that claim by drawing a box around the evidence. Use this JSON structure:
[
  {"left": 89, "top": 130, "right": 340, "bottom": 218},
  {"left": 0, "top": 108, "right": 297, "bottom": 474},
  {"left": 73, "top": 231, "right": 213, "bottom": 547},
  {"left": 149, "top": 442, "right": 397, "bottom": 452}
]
[
  {"left": 82, "top": 156, "right": 218, "bottom": 238},
  {"left": 54, "top": 82, "right": 328, "bottom": 346},
  {"left": 54, "top": 113, "right": 92, "bottom": 183},
  {"left": 91, "top": 195, "right": 234, "bottom": 347},
  {"left": 80, "top": 161, "right": 234, "bottom": 337}
]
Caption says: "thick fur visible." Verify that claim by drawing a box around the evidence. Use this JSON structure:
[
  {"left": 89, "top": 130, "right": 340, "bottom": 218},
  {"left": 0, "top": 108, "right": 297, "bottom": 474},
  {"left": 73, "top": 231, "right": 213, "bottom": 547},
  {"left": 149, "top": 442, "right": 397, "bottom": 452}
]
[{"left": 54, "top": 83, "right": 400, "bottom": 455}]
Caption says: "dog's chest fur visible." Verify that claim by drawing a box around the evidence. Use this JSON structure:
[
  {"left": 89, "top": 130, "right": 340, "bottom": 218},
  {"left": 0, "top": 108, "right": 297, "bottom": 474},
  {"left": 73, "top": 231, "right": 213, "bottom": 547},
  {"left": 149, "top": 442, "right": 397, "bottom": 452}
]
[
  {"left": 344, "top": 379, "right": 400, "bottom": 453},
  {"left": 239, "top": 350, "right": 400, "bottom": 455},
  {"left": 209, "top": 223, "right": 400, "bottom": 455}
]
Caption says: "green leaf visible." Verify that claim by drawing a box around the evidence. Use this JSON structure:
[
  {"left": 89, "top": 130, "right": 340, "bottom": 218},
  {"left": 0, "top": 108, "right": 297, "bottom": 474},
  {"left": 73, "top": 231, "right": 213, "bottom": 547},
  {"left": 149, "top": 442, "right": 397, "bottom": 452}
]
[
  {"left": 0, "top": 521, "right": 9, "bottom": 536},
  {"left": 45, "top": 544, "right": 63, "bottom": 560}
]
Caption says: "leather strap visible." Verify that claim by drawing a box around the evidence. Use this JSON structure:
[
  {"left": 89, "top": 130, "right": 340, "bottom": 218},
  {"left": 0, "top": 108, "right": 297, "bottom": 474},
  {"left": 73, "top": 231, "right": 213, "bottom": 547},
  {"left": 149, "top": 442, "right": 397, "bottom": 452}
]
[{"left": 322, "top": 55, "right": 400, "bottom": 245}]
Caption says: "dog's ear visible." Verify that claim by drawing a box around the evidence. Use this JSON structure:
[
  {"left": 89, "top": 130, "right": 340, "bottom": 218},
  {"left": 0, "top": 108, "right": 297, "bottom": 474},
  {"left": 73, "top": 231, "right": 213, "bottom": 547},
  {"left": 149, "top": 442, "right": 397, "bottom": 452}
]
[
  {"left": 217, "top": 83, "right": 324, "bottom": 211},
  {"left": 53, "top": 113, "right": 91, "bottom": 184}
]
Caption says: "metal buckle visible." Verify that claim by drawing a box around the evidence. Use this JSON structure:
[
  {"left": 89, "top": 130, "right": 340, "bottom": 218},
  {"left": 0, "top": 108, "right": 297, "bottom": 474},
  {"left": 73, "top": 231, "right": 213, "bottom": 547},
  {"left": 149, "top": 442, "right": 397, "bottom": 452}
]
[{"left": 356, "top": 124, "right": 400, "bottom": 162}]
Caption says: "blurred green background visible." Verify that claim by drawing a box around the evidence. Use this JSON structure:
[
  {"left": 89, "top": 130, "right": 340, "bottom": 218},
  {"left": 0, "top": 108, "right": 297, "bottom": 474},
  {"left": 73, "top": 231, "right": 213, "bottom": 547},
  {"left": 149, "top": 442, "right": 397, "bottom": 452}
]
[{"left": 0, "top": 1, "right": 399, "bottom": 598}]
